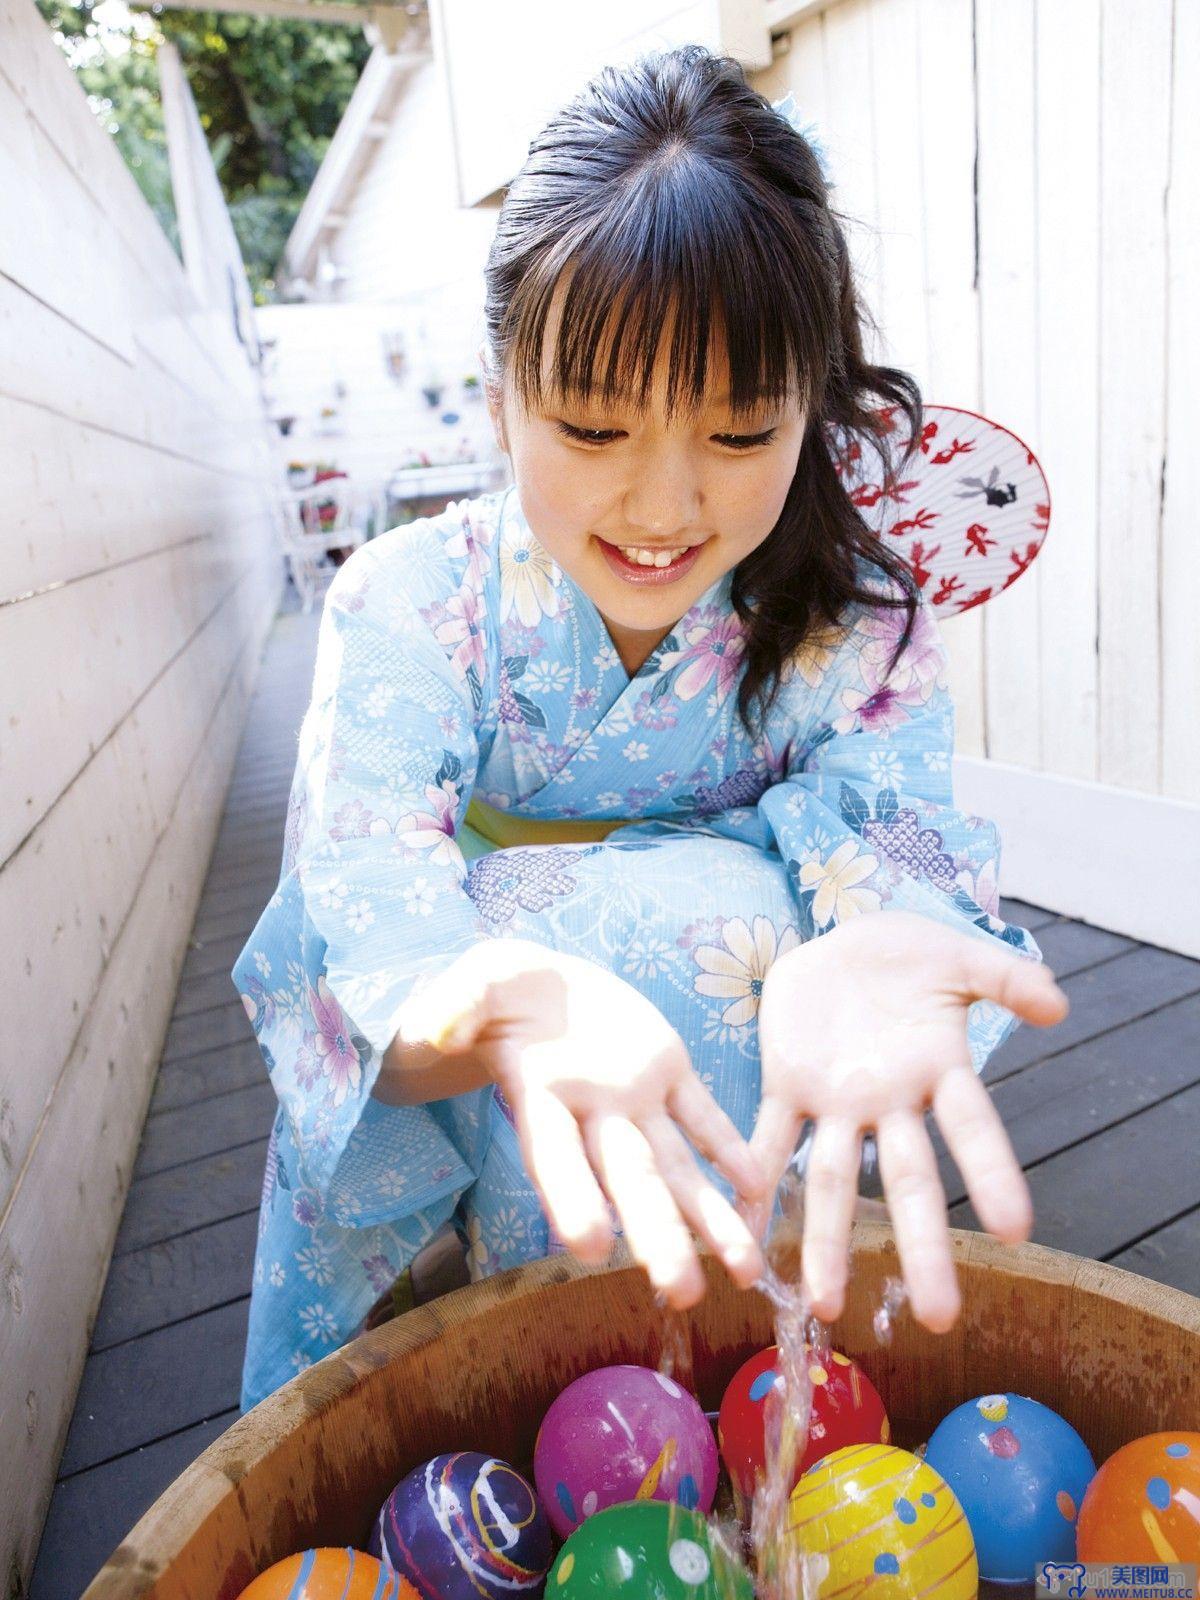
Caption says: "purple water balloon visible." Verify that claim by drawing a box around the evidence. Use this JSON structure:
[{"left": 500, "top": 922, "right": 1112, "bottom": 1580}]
[
  {"left": 369, "top": 1451, "right": 551, "bottom": 1599},
  {"left": 533, "top": 1364, "right": 718, "bottom": 1540}
]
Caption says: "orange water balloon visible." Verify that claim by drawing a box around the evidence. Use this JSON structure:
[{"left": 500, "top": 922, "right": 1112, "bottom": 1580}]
[
  {"left": 1077, "top": 1433, "right": 1200, "bottom": 1562},
  {"left": 238, "top": 1547, "right": 418, "bottom": 1599}
]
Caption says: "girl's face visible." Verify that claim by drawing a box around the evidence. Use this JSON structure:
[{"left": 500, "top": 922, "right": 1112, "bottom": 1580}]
[{"left": 486, "top": 295, "right": 807, "bottom": 676}]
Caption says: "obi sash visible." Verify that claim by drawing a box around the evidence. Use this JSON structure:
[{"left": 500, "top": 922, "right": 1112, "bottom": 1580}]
[{"left": 460, "top": 796, "right": 634, "bottom": 860}]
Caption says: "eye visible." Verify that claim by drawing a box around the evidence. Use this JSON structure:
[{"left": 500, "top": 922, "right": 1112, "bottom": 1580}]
[
  {"left": 555, "top": 421, "right": 779, "bottom": 450},
  {"left": 714, "top": 428, "right": 779, "bottom": 451},
  {"left": 555, "top": 421, "right": 620, "bottom": 447}
]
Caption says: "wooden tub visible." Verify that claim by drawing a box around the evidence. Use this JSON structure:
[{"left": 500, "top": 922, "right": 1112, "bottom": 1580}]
[{"left": 83, "top": 1223, "right": 1200, "bottom": 1599}]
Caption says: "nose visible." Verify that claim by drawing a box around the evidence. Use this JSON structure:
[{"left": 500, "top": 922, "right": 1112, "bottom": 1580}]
[{"left": 621, "top": 444, "right": 702, "bottom": 540}]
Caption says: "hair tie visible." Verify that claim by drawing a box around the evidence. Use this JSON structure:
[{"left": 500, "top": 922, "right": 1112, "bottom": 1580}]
[{"left": 771, "top": 91, "right": 834, "bottom": 187}]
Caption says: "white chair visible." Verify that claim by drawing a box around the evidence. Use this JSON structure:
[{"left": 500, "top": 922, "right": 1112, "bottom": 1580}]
[{"left": 280, "top": 477, "right": 365, "bottom": 613}]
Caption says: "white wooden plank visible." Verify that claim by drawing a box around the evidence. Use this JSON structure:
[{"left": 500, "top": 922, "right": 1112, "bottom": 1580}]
[
  {"left": 0, "top": 394, "right": 279, "bottom": 603},
  {"left": 0, "top": 0, "right": 268, "bottom": 406},
  {"left": 975, "top": 0, "right": 1041, "bottom": 767},
  {"left": 1031, "top": 0, "right": 1100, "bottom": 782},
  {"left": 1096, "top": 0, "right": 1171, "bottom": 789},
  {"left": 284, "top": 46, "right": 409, "bottom": 282},
  {"left": 766, "top": 0, "right": 848, "bottom": 25},
  {"left": 0, "top": 545, "right": 257, "bottom": 863},
  {"left": 0, "top": 0, "right": 217, "bottom": 366},
  {"left": 954, "top": 754, "right": 1200, "bottom": 960},
  {"left": 254, "top": 298, "right": 499, "bottom": 515},
  {"left": 0, "top": 617, "right": 271, "bottom": 1598},
  {"left": 1160, "top": 0, "right": 1200, "bottom": 802},
  {"left": 0, "top": 65, "right": 132, "bottom": 361},
  {"left": 913, "top": 0, "right": 985, "bottom": 757},
  {"left": 767, "top": 6, "right": 828, "bottom": 123},
  {"left": 0, "top": 558, "right": 278, "bottom": 1232},
  {"left": 820, "top": 0, "right": 884, "bottom": 363},
  {"left": 0, "top": 272, "right": 250, "bottom": 454},
  {"left": 866, "top": 0, "right": 926, "bottom": 377},
  {"left": 0, "top": 292, "right": 167, "bottom": 460}
]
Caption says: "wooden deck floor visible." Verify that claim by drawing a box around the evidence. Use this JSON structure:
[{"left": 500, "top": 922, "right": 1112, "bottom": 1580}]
[{"left": 30, "top": 600, "right": 1200, "bottom": 1597}]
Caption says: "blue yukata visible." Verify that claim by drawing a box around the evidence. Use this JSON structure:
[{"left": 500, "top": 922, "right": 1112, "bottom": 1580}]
[{"left": 232, "top": 484, "right": 1041, "bottom": 1410}]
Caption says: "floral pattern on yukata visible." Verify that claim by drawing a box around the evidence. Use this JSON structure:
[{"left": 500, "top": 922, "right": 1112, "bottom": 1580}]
[{"left": 232, "top": 486, "right": 1042, "bottom": 1409}]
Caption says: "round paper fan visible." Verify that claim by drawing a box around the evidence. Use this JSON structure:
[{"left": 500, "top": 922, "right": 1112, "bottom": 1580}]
[{"left": 825, "top": 403, "right": 1051, "bottom": 616}]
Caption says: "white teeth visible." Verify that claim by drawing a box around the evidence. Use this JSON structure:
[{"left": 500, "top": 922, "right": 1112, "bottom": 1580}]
[{"left": 617, "top": 545, "right": 686, "bottom": 568}]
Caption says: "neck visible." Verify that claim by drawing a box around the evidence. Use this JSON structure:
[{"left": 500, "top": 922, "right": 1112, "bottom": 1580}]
[{"left": 604, "top": 619, "right": 671, "bottom": 678}]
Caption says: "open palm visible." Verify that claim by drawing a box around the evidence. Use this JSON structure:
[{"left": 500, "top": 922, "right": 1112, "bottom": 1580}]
[{"left": 746, "top": 910, "right": 1069, "bottom": 1331}]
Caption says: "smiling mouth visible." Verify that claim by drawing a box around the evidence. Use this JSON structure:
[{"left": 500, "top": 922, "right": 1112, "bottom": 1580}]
[{"left": 599, "top": 538, "right": 704, "bottom": 569}]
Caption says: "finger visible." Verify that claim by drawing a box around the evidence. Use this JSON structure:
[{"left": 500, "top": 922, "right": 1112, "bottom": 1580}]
[
  {"left": 800, "top": 1116, "right": 863, "bottom": 1322},
  {"left": 668, "top": 1074, "right": 767, "bottom": 1203},
  {"left": 875, "top": 1110, "right": 960, "bottom": 1333},
  {"left": 746, "top": 1090, "right": 806, "bottom": 1240},
  {"left": 508, "top": 1080, "right": 613, "bottom": 1263},
  {"left": 933, "top": 1066, "right": 1033, "bottom": 1244},
  {"left": 640, "top": 1115, "right": 766, "bottom": 1291},
  {"left": 961, "top": 942, "right": 1069, "bottom": 1028},
  {"left": 587, "top": 1115, "right": 706, "bottom": 1309}
]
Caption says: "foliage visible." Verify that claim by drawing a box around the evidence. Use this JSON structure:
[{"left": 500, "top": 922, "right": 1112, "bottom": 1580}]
[{"left": 36, "top": 0, "right": 369, "bottom": 299}]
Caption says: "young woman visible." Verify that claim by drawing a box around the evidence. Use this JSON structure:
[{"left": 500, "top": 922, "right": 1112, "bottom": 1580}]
[{"left": 233, "top": 44, "right": 1067, "bottom": 1412}]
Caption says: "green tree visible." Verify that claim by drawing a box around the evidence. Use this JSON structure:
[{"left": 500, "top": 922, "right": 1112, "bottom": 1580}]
[{"left": 36, "top": 0, "right": 369, "bottom": 299}]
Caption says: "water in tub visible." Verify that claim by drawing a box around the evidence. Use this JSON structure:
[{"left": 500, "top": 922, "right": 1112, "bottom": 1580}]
[{"left": 655, "top": 1150, "right": 911, "bottom": 1597}]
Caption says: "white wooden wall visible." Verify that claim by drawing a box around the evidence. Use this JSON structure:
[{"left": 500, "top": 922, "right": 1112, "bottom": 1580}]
[
  {"left": 755, "top": 0, "right": 1200, "bottom": 950},
  {"left": 0, "top": 0, "right": 282, "bottom": 1587}
]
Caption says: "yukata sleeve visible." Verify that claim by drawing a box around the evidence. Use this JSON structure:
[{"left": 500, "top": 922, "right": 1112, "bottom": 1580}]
[
  {"left": 756, "top": 584, "right": 1043, "bottom": 1073},
  {"left": 232, "top": 533, "right": 496, "bottom": 1229}
]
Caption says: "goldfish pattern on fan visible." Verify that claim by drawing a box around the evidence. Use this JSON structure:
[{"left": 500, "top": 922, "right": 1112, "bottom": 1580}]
[{"left": 828, "top": 402, "right": 1050, "bottom": 615}]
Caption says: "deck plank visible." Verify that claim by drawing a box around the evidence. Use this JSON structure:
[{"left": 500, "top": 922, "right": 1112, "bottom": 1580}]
[
  {"left": 999, "top": 897, "right": 1060, "bottom": 933},
  {"left": 951, "top": 1081, "right": 1200, "bottom": 1261},
  {"left": 91, "top": 1212, "right": 259, "bottom": 1351},
  {"left": 1021, "top": 917, "right": 1136, "bottom": 978},
  {"left": 941, "top": 994, "right": 1200, "bottom": 1205},
  {"left": 210, "top": 819, "right": 288, "bottom": 856},
  {"left": 180, "top": 930, "right": 256, "bottom": 985},
  {"left": 113, "top": 1140, "right": 267, "bottom": 1256},
  {"left": 189, "top": 900, "right": 277, "bottom": 946},
  {"left": 1110, "top": 1207, "right": 1200, "bottom": 1295},
  {"left": 29, "top": 1411, "right": 240, "bottom": 1600},
  {"left": 172, "top": 964, "right": 244, "bottom": 1018},
  {"left": 57, "top": 1300, "right": 249, "bottom": 1475},
  {"left": 193, "top": 874, "right": 281, "bottom": 918},
  {"left": 203, "top": 851, "right": 283, "bottom": 889},
  {"left": 216, "top": 794, "right": 293, "bottom": 826},
  {"left": 132, "top": 1081, "right": 276, "bottom": 1178},
  {"left": 983, "top": 943, "right": 1200, "bottom": 1084},
  {"left": 148, "top": 1038, "right": 266, "bottom": 1115},
  {"left": 161, "top": 999, "right": 256, "bottom": 1063}
]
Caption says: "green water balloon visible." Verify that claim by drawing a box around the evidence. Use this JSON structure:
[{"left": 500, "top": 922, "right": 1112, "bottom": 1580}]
[{"left": 546, "top": 1502, "right": 754, "bottom": 1599}]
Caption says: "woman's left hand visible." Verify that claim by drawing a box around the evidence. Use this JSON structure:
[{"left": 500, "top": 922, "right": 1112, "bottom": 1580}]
[{"left": 743, "top": 910, "right": 1069, "bottom": 1332}]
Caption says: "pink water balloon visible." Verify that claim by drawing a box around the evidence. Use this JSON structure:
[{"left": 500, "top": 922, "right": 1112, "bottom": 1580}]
[{"left": 533, "top": 1364, "right": 719, "bottom": 1540}]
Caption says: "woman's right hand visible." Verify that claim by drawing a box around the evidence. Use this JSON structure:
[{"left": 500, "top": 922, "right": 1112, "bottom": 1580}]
[{"left": 394, "top": 937, "right": 768, "bottom": 1308}]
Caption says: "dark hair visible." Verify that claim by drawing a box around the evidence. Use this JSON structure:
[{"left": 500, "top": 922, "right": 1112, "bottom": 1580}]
[{"left": 481, "top": 42, "right": 921, "bottom": 742}]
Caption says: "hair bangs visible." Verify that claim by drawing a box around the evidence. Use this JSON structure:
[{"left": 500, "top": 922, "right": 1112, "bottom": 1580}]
[{"left": 503, "top": 157, "right": 826, "bottom": 427}]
